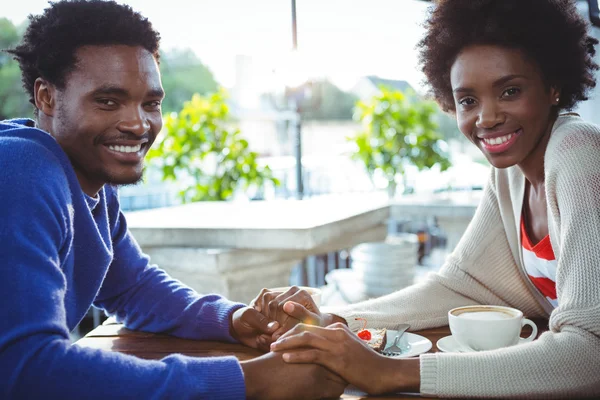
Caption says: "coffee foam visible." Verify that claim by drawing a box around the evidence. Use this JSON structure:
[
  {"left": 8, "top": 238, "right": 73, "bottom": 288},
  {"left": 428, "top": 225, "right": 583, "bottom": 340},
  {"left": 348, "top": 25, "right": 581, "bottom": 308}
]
[
  {"left": 451, "top": 306, "right": 516, "bottom": 319},
  {"left": 458, "top": 311, "right": 513, "bottom": 320}
]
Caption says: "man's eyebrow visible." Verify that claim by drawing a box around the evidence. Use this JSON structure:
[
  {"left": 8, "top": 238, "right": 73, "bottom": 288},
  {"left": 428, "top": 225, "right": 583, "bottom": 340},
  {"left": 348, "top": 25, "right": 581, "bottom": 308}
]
[
  {"left": 90, "top": 85, "right": 129, "bottom": 97},
  {"left": 148, "top": 88, "right": 165, "bottom": 98},
  {"left": 90, "top": 85, "right": 165, "bottom": 99},
  {"left": 453, "top": 74, "right": 528, "bottom": 94}
]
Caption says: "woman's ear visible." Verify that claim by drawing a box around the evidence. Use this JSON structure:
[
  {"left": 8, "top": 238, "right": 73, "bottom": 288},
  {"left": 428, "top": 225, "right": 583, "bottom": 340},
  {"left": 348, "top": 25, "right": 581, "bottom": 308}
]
[
  {"left": 34, "top": 78, "right": 56, "bottom": 117},
  {"left": 550, "top": 86, "right": 561, "bottom": 106}
]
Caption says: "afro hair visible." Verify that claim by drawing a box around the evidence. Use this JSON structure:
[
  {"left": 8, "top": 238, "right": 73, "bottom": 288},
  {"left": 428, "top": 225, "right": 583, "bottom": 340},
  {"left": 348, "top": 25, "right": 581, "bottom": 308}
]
[{"left": 418, "top": 0, "right": 599, "bottom": 112}]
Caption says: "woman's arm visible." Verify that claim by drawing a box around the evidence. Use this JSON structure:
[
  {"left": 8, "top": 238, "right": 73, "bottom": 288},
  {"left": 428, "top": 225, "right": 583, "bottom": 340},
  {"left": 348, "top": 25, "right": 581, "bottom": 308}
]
[
  {"left": 417, "top": 122, "right": 600, "bottom": 398},
  {"left": 253, "top": 169, "right": 544, "bottom": 336},
  {"left": 327, "top": 170, "right": 542, "bottom": 332}
]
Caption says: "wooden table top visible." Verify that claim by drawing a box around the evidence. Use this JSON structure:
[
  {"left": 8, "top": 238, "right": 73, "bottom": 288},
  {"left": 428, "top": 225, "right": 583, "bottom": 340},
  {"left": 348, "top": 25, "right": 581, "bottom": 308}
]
[{"left": 76, "top": 319, "right": 548, "bottom": 399}]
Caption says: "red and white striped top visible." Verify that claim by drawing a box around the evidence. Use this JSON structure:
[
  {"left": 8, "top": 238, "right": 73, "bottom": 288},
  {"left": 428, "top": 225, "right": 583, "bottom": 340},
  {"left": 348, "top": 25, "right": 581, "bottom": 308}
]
[{"left": 521, "top": 218, "right": 558, "bottom": 308}]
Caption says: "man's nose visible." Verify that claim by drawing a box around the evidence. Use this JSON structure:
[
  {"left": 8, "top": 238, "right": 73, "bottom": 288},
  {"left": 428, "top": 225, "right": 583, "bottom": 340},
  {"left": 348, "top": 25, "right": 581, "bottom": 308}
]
[{"left": 117, "top": 107, "right": 150, "bottom": 136}]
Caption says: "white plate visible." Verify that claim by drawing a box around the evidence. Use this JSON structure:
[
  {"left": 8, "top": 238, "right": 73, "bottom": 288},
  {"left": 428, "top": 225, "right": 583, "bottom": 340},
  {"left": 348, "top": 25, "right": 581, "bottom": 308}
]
[
  {"left": 351, "top": 250, "right": 417, "bottom": 262},
  {"left": 437, "top": 335, "right": 469, "bottom": 353},
  {"left": 381, "top": 330, "right": 432, "bottom": 358},
  {"left": 352, "top": 262, "right": 416, "bottom": 273}
]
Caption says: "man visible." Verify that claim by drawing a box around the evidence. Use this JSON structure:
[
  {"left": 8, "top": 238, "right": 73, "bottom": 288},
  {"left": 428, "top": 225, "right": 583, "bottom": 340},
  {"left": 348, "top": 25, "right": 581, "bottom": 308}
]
[{"left": 0, "top": 1, "right": 345, "bottom": 399}]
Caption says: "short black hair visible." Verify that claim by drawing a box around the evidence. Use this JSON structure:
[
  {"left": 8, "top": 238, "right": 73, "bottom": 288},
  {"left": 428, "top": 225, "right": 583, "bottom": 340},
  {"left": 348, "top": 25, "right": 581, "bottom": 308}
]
[
  {"left": 418, "top": 0, "right": 599, "bottom": 112},
  {"left": 6, "top": 0, "right": 161, "bottom": 108}
]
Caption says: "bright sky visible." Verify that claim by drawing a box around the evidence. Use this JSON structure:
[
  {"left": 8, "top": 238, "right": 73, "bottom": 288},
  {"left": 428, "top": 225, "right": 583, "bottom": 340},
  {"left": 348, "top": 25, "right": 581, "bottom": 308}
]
[{"left": 4, "top": 0, "right": 431, "bottom": 91}]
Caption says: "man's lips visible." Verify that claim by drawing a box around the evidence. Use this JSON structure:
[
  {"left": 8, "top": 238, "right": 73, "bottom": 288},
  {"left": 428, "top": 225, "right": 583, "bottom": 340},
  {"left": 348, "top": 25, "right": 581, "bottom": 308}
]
[
  {"left": 101, "top": 139, "right": 150, "bottom": 161},
  {"left": 102, "top": 139, "right": 149, "bottom": 146}
]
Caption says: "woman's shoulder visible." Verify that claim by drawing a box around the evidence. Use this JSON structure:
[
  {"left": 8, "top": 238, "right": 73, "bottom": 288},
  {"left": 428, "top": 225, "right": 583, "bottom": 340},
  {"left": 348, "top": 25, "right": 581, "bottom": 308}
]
[
  {"left": 549, "top": 113, "right": 600, "bottom": 149},
  {"left": 546, "top": 114, "right": 600, "bottom": 167}
]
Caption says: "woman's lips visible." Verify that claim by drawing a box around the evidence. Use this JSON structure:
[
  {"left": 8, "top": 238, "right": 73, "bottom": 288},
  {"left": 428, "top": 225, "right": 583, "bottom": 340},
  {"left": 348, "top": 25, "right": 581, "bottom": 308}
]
[{"left": 479, "top": 128, "right": 522, "bottom": 154}]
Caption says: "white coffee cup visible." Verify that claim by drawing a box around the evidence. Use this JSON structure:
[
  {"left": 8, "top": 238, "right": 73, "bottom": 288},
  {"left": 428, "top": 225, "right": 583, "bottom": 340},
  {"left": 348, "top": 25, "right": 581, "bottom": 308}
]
[
  {"left": 448, "top": 305, "right": 538, "bottom": 351},
  {"left": 268, "top": 286, "right": 322, "bottom": 307}
]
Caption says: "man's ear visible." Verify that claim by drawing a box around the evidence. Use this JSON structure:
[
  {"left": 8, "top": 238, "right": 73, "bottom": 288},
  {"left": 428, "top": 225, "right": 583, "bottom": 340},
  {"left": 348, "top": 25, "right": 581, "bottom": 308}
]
[{"left": 34, "top": 78, "right": 56, "bottom": 117}]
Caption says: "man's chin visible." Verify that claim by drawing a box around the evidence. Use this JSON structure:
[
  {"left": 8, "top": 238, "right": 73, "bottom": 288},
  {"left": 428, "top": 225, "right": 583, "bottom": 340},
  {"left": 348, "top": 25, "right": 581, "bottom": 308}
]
[
  {"left": 102, "top": 168, "right": 145, "bottom": 188},
  {"left": 107, "top": 175, "right": 144, "bottom": 187}
]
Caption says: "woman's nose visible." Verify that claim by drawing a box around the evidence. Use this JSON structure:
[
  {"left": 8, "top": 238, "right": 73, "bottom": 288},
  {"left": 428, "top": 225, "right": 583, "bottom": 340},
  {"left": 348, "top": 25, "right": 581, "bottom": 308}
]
[{"left": 476, "top": 101, "right": 504, "bottom": 129}]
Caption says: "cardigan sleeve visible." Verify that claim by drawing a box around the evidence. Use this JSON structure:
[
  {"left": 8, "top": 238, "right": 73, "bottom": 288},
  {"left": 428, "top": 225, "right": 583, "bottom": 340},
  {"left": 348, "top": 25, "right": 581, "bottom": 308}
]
[
  {"left": 327, "top": 168, "right": 530, "bottom": 332},
  {"left": 419, "top": 119, "right": 600, "bottom": 398}
]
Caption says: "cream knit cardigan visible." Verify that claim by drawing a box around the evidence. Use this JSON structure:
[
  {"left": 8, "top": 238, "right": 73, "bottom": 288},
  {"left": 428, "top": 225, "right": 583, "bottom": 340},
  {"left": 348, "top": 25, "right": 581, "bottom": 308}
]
[{"left": 328, "top": 114, "right": 600, "bottom": 398}]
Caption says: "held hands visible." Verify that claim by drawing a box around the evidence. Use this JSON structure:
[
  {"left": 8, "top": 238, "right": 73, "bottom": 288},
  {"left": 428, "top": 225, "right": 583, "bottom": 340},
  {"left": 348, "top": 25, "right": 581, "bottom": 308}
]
[
  {"left": 250, "top": 286, "right": 339, "bottom": 340},
  {"left": 270, "top": 323, "right": 396, "bottom": 395},
  {"left": 241, "top": 351, "right": 347, "bottom": 400},
  {"left": 231, "top": 306, "right": 348, "bottom": 399},
  {"left": 230, "top": 306, "right": 280, "bottom": 352}
]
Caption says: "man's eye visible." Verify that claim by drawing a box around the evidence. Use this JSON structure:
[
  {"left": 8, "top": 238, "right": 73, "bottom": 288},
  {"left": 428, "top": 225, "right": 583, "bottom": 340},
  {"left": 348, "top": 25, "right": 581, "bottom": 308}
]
[
  {"left": 143, "top": 101, "right": 162, "bottom": 111},
  {"left": 97, "top": 99, "right": 117, "bottom": 106}
]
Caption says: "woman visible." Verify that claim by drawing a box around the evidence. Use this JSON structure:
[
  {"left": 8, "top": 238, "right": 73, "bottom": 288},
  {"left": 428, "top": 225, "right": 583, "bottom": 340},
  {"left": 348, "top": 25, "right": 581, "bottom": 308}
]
[{"left": 255, "top": 0, "right": 600, "bottom": 397}]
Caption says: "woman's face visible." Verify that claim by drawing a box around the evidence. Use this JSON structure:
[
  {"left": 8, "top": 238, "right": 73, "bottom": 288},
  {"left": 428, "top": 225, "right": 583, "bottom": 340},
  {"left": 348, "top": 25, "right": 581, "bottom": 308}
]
[{"left": 450, "top": 45, "right": 559, "bottom": 169}]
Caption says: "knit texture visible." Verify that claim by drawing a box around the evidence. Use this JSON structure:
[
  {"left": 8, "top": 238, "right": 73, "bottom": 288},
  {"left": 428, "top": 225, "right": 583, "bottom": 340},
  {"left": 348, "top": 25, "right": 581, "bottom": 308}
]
[
  {"left": 327, "top": 114, "right": 600, "bottom": 398},
  {"left": 0, "top": 120, "right": 247, "bottom": 399}
]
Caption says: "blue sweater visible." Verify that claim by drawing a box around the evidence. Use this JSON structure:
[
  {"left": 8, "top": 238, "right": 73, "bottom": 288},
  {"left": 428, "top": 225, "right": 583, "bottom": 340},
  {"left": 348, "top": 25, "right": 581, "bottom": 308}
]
[{"left": 0, "top": 120, "right": 247, "bottom": 399}]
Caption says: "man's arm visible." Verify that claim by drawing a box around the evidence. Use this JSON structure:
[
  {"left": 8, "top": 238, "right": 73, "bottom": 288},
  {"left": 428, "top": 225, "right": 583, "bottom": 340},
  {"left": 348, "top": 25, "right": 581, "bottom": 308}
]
[
  {"left": 93, "top": 186, "right": 247, "bottom": 341},
  {"left": 0, "top": 138, "right": 246, "bottom": 399}
]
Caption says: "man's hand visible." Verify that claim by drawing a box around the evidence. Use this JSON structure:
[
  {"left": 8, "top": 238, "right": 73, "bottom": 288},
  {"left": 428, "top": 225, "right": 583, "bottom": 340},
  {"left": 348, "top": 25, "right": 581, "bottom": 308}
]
[
  {"left": 250, "top": 286, "right": 346, "bottom": 339},
  {"left": 230, "top": 307, "right": 279, "bottom": 352},
  {"left": 240, "top": 350, "right": 347, "bottom": 400}
]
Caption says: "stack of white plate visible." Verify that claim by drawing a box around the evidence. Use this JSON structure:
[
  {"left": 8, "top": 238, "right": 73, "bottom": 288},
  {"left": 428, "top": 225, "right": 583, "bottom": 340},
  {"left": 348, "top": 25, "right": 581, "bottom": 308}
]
[{"left": 350, "top": 234, "right": 418, "bottom": 297}]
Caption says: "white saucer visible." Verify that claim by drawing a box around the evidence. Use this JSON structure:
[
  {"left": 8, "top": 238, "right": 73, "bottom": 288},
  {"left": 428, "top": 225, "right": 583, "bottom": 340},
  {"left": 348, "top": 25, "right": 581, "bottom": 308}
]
[
  {"left": 436, "top": 335, "right": 470, "bottom": 353},
  {"left": 382, "top": 331, "right": 432, "bottom": 358}
]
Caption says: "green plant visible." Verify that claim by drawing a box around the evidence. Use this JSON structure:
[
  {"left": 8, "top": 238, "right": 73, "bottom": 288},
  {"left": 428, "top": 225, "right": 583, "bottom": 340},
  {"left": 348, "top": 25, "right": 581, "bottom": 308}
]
[
  {"left": 350, "top": 86, "right": 451, "bottom": 197},
  {"left": 159, "top": 49, "right": 219, "bottom": 114},
  {"left": 148, "top": 89, "right": 279, "bottom": 202},
  {"left": 0, "top": 18, "right": 31, "bottom": 119}
]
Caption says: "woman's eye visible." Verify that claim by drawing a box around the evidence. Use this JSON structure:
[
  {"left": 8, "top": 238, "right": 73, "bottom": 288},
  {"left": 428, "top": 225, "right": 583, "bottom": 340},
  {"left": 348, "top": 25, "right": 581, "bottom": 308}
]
[
  {"left": 503, "top": 87, "right": 520, "bottom": 97},
  {"left": 459, "top": 97, "right": 476, "bottom": 106}
]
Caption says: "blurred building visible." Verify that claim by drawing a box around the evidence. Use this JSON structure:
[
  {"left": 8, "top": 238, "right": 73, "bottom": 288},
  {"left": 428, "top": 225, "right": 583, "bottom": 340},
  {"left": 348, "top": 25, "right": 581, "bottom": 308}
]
[{"left": 350, "top": 76, "right": 415, "bottom": 101}]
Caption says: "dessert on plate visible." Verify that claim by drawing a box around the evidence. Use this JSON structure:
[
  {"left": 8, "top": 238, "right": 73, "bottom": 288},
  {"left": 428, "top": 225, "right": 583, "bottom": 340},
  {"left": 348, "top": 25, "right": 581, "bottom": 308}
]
[{"left": 355, "top": 318, "right": 387, "bottom": 352}]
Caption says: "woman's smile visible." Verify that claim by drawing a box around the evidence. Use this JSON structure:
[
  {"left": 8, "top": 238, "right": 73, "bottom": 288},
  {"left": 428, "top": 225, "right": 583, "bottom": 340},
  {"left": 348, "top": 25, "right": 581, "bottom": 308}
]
[{"left": 478, "top": 128, "right": 523, "bottom": 154}]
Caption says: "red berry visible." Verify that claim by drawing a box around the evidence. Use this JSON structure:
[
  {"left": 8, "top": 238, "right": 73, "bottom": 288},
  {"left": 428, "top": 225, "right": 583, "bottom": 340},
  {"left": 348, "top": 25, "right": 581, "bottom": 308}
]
[{"left": 357, "top": 330, "right": 372, "bottom": 341}]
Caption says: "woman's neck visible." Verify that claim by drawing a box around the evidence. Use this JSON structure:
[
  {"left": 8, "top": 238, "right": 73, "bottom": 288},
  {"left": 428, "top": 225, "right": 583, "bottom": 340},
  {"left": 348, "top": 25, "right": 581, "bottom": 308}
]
[{"left": 517, "top": 114, "right": 558, "bottom": 189}]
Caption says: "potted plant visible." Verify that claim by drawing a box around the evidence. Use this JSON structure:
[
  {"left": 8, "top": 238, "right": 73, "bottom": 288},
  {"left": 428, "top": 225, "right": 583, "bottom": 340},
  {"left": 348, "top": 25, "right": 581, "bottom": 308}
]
[
  {"left": 350, "top": 86, "right": 451, "bottom": 198},
  {"left": 148, "top": 89, "right": 279, "bottom": 202}
]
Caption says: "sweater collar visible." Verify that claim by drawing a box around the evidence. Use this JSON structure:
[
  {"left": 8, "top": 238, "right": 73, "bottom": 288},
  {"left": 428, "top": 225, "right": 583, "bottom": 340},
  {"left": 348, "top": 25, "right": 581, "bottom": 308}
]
[{"left": 84, "top": 192, "right": 101, "bottom": 211}]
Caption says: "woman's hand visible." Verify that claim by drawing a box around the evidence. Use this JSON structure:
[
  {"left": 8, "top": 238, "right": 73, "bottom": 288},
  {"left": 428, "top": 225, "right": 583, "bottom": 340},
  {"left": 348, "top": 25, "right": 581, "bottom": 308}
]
[
  {"left": 270, "top": 322, "right": 408, "bottom": 394},
  {"left": 250, "top": 287, "right": 342, "bottom": 340}
]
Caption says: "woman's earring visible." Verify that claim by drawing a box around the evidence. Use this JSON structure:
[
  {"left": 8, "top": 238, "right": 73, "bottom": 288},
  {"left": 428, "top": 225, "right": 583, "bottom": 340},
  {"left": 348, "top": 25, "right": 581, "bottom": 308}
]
[{"left": 555, "top": 97, "right": 560, "bottom": 104}]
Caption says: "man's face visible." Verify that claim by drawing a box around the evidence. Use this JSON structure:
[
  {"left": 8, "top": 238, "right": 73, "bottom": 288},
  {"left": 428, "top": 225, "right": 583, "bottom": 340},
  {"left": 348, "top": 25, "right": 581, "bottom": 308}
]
[{"left": 50, "top": 45, "right": 164, "bottom": 195}]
